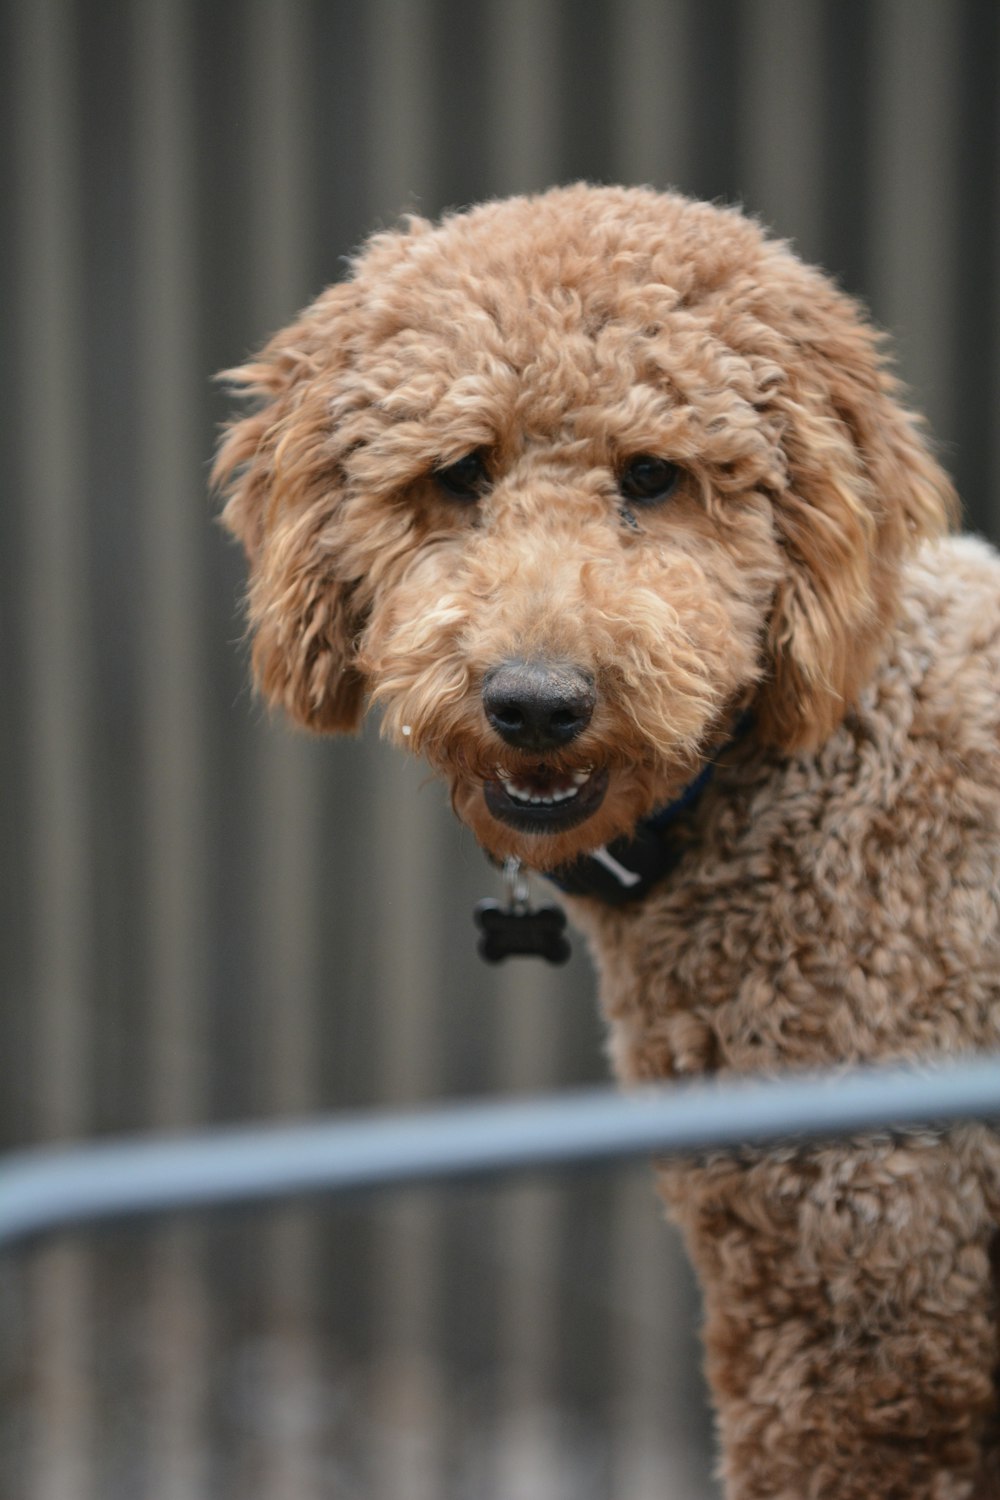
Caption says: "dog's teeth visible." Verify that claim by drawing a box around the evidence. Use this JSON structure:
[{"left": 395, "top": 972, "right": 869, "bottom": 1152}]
[
  {"left": 502, "top": 776, "right": 584, "bottom": 806},
  {"left": 495, "top": 764, "right": 599, "bottom": 808}
]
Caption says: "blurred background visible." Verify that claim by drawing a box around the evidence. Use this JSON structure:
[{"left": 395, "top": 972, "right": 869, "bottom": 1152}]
[{"left": 2, "top": 1, "right": 999, "bottom": 1496}]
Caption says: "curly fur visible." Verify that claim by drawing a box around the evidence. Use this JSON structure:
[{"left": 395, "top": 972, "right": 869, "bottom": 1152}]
[{"left": 216, "top": 185, "right": 1000, "bottom": 1497}]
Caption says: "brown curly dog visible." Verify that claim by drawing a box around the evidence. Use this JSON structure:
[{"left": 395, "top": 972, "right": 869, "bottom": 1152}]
[{"left": 216, "top": 185, "right": 1000, "bottom": 1498}]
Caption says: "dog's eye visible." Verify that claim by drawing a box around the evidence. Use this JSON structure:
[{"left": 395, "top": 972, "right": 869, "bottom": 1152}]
[
  {"left": 434, "top": 451, "right": 491, "bottom": 502},
  {"left": 618, "top": 454, "right": 681, "bottom": 506}
]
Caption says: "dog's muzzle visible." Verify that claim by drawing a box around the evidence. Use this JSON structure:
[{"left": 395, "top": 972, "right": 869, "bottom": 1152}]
[{"left": 481, "top": 660, "right": 606, "bottom": 833}]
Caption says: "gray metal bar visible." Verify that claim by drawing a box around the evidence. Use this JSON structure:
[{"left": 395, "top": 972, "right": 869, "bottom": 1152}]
[{"left": 3, "top": 1055, "right": 1000, "bottom": 1251}]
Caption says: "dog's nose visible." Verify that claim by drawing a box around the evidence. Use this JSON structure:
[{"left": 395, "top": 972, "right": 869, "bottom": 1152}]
[{"left": 482, "top": 661, "right": 595, "bottom": 752}]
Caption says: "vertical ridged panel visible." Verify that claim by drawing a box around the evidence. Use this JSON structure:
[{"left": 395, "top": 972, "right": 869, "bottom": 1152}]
[
  {"left": 131, "top": 2, "right": 213, "bottom": 1490},
  {"left": 12, "top": 6, "right": 94, "bottom": 1499},
  {"left": 611, "top": 0, "right": 692, "bottom": 190},
  {"left": 868, "top": 0, "right": 961, "bottom": 449},
  {"left": 741, "top": 0, "right": 824, "bottom": 261}
]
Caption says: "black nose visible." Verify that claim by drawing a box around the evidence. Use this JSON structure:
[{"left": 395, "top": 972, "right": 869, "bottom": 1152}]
[{"left": 482, "top": 661, "right": 595, "bottom": 752}]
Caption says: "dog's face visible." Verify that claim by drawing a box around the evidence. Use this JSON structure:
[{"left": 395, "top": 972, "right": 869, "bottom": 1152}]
[{"left": 216, "top": 186, "right": 954, "bottom": 872}]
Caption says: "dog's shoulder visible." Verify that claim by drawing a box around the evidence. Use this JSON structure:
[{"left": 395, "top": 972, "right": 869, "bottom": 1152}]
[
  {"left": 902, "top": 532, "right": 1000, "bottom": 629},
  {"left": 887, "top": 533, "right": 1000, "bottom": 752}
]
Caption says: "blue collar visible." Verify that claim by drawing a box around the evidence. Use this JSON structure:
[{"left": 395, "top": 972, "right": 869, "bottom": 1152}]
[{"left": 546, "top": 715, "right": 751, "bottom": 906}]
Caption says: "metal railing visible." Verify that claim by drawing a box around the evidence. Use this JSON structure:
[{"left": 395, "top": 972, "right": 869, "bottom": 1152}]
[{"left": 4, "top": 1054, "right": 1000, "bottom": 1251}]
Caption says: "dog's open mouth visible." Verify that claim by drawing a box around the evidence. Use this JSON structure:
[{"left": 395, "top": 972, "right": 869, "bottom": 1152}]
[{"left": 483, "top": 765, "right": 609, "bottom": 833}]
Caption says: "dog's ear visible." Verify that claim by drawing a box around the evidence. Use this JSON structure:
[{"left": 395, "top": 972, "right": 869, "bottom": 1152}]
[
  {"left": 751, "top": 257, "right": 959, "bottom": 752},
  {"left": 213, "top": 283, "right": 368, "bottom": 733}
]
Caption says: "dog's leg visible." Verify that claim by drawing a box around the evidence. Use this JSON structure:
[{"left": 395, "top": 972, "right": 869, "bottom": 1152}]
[
  {"left": 661, "top": 1133, "right": 1000, "bottom": 1500},
  {"left": 967, "top": 1233, "right": 1000, "bottom": 1499}
]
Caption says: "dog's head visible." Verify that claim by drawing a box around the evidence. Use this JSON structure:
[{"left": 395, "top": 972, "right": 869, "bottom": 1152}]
[{"left": 215, "top": 185, "right": 956, "bottom": 871}]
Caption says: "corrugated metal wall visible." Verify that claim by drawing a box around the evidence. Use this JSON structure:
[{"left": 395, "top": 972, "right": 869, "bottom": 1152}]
[{"left": 2, "top": 2, "right": 998, "bottom": 1496}]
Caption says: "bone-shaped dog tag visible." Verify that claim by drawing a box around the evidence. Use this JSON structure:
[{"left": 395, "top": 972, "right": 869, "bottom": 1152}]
[
  {"left": 474, "top": 898, "right": 571, "bottom": 964},
  {"left": 474, "top": 857, "right": 572, "bottom": 965}
]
